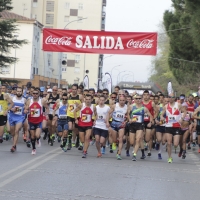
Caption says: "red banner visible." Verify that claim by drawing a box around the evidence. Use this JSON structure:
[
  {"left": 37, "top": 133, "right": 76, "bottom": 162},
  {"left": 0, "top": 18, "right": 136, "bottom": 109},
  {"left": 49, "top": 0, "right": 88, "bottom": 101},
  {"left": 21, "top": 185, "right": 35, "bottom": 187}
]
[{"left": 43, "top": 29, "right": 157, "bottom": 55}]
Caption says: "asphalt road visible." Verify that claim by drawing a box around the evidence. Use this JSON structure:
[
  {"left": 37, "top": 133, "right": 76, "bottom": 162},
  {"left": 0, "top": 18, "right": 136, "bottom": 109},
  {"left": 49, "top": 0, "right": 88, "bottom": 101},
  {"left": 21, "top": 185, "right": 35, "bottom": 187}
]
[{"left": 0, "top": 135, "right": 200, "bottom": 200}]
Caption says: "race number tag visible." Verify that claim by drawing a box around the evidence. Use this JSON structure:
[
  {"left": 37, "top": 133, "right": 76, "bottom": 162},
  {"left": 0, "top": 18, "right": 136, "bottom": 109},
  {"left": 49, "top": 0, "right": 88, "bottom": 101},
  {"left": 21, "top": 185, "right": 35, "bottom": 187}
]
[
  {"left": 81, "top": 114, "right": 91, "bottom": 123},
  {"left": 132, "top": 115, "right": 142, "bottom": 123},
  {"left": 168, "top": 115, "right": 177, "bottom": 123},
  {"left": 30, "top": 109, "right": 40, "bottom": 117},
  {"left": 59, "top": 115, "right": 67, "bottom": 119},
  {"left": 116, "top": 112, "right": 124, "bottom": 119},
  {"left": 97, "top": 113, "right": 106, "bottom": 122},
  {"left": 69, "top": 104, "right": 76, "bottom": 112},
  {"left": 14, "top": 106, "right": 22, "bottom": 115}
]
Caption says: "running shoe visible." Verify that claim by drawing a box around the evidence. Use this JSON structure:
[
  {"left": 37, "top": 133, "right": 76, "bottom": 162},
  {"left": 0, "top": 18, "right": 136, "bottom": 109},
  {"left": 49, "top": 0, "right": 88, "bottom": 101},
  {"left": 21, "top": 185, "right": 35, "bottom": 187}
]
[
  {"left": 192, "top": 142, "right": 196, "bottom": 147},
  {"left": 112, "top": 143, "right": 117, "bottom": 150},
  {"left": 182, "top": 154, "right": 186, "bottom": 159},
  {"left": 158, "top": 153, "right": 162, "bottom": 160},
  {"left": 187, "top": 143, "right": 191, "bottom": 150},
  {"left": 49, "top": 139, "right": 53, "bottom": 146},
  {"left": 62, "top": 146, "right": 67, "bottom": 152},
  {"left": 78, "top": 145, "right": 83, "bottom": 151},
  {"left": 147, "top": 152, "right": 151, "bottom": 157},
  {"left": 198, "top": 149, "right": 200, "bottom": 153},
  {"left": 116, "top": 154, "right": 122, "bottom": 160},
  {"left": 101, "top": 147, "right": 106, "bottom": 154},
  {"left": 178, "top": 151, "right": 182, "bottom": 157},
  {"left": 110, "top": 149, "right": 113, "bottom": 153},
  {"left": 168, "top": 157, "right": 173, "bottom": 163},
  {"left": 97, "top": 153, "right": 102, "bottom": 158},
  {"left": 67, "top": 143, "right": 72, "bottom": 150},
  {"left": 82, "top": 152, "right": 86, "bottom": 158},
  {"left": 72, "top": 142, "right": 76, "bottom": 147},
  {"left": 10, "top": 146, "right": 16, "bottom": 153},
  {"left": 0, "top": 137, "right": 3, "bottom": 143},
  {"left": 26, "top": 140, "right": 31, "bottom": 148},
  {"left": 31, "top": 149, "right": 36, "bottom": 155},
  {"left": 126, "top": 150, "right": 130, "bottom": 157},
  {"left": 140, "top": 155, "right": 146, "bottom": 159},
  {"left": 132, "top": 155, "right": 136, "bottom": 161},
  {"left": 23, "top": 134, "right": 26, "bottom": 142},
  {"left": 51, "top": 134, "right": 55, "bottom": 141},
  {"left": 37, "top": 139, "right": 41, "bottom": 147}
]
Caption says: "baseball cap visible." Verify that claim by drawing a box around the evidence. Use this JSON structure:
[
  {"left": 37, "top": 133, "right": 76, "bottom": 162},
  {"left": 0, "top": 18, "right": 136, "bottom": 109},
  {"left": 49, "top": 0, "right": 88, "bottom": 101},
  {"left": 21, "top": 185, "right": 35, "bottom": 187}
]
[
  {"left": 47, "top": 89, "right": 52, "bottom": 93},
  {"left": 192, "top": 92, "right": 198, "bottom": 97}
]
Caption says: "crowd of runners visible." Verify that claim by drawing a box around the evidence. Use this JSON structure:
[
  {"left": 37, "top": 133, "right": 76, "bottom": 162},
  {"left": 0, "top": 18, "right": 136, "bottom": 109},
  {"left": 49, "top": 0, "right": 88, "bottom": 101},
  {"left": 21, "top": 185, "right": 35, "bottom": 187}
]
[{"left": 0, "top": 83, "right": 200, "bottom": 163}]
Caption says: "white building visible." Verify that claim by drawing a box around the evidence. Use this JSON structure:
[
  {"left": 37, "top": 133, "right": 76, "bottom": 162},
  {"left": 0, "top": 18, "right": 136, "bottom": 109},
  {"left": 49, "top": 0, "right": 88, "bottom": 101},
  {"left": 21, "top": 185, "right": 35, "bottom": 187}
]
[
  {"left": 0, "top": 11, "right": 42, "bottom": 80},
  {"left": 11, "top": 0, "right": 107, "bottom": 88}
]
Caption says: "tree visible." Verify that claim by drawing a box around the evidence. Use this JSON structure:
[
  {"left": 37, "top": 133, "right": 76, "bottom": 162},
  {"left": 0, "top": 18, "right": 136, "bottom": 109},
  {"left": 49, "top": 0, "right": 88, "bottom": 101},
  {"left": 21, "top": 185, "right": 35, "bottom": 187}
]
[
  {"left": 0, "top": 0, "right": 27, "bottom": 73},
  {"left": 163, "top": 0, "right": 200, "bottom": 88}
]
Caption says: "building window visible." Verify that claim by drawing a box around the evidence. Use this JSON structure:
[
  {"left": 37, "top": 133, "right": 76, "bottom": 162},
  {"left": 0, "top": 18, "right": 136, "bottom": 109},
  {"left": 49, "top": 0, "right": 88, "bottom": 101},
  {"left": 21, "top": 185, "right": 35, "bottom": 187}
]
[
  {"left": 78, "top": 3, "right": 83, "bottom": 10},
  {"left": 64, "top": 16, "right": 69, "bottom": 22},
  {"left": 75, "top": 55, "right": 80, "bottom": 62},
  {"left": 46, "top": 1, "right": 55, "bottom": 12},
  {"left": 46, "top": 13, "right": 54, "bottom": 24},
  {"left": 65, "top": 2, "right": 70, "bottom": 9},
  {"left": 62, "top": 67, "right": 67, "bottom": 72},
  {"left": 33, "top": 0, "right": 38, "bottom": 7},
  {"left": 70, "top": 9, "right": 78, "bottom": 16},
  {"left": 74, "top": 67, "right": 80, "bottom": 73},
  {"left": 67, "top": 60, "right": 75, "bottom": 67}
]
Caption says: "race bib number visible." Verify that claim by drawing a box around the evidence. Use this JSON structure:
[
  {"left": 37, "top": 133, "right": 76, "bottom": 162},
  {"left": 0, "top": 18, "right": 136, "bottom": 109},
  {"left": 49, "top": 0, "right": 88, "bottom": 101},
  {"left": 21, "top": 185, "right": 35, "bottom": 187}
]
[
  {"left": 69, "top": 104, "right": 76, "bottom": 112},
  {"left": 14, "top": 106, "right": 22, "bottom": 115},
  {"left": 168, "top": 115, "right": 177, "bottom": 123},
  {"left": 97, "top": 113, "right": 106, "bottom": 122},
  {"left": 116, "top": 112, "right": 124, "bottom": 119},
  {"left": 81, "top": 114, "right": 91, "bottom": 123},
  {"left": 59, "top": 115, "right": 67, "bottom": 119},
  {"left": 132, "top": 115, "right": 142, "bottom": 123},
  {"left": 30, "top": 108, "right": 40, "bottom": 117}
]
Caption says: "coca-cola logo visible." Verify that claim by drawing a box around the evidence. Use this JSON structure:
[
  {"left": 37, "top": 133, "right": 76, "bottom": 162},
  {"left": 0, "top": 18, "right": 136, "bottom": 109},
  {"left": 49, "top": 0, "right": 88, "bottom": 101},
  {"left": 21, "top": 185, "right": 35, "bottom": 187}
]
[
  {"left": 45, "top": 35, "right": 72, "bottom": 46},
  {"left": 127, "top": 39, "right": 154, "bottom": 49}
]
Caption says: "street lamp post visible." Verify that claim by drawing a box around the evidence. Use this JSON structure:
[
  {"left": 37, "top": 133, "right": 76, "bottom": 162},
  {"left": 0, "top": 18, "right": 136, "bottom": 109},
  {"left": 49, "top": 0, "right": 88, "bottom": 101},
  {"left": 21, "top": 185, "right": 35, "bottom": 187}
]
[
  {"left": 123, "top": 75, "right": 132, "bottom": 82},
  {"left": 117, "top": 71, "right": 126, "bottom": 84},
  {"left": 126, "top": 71, "right": 134, "bottom": 82},
  {"left": 121, "top": 74, "right": 129, "bottom": 81},
  {"left": 110, "top": 65, "right": 121, "bottom": 77},
  {"left": 58, "top": 17, "right": 87, "bottom": 88}
]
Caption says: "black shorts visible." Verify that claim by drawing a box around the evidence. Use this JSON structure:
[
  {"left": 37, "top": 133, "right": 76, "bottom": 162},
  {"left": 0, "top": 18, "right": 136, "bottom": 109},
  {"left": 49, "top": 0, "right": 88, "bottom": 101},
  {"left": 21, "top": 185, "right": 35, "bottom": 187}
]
[
  {"left": 196, "top": 125, "right": 200, "bottom": 135},
  {"left": 156, "top": 126, "right": 165, "bottom": 134},
  {"left": 144, "top": 121, "right": 153, "bottom": 129},
  {"left": 78, "top": 126, "right": 92, "bottom": 133},
  {"left": 67, "top": 117, "right": 79, "bottom": 128},
  {"left": 29, "top": 122, "right": 42, "bottom": 130},
  {"left": 48, "top": 114, "right": 58, "bottom": 121},
  {"left": 129, "top": 123, "right": 144, "bottom": 134},
  {"left": 165, "top": 127, "right": 181, "bottom": 136},
  {"left": 0, "top": 115, "right": 7, "bottom": 126},
  {"left": 179, "top": 129, "right": 189, "bottom": 135},
  {"left": 93, "top": 127, "right": 108, "bottom": 138}
]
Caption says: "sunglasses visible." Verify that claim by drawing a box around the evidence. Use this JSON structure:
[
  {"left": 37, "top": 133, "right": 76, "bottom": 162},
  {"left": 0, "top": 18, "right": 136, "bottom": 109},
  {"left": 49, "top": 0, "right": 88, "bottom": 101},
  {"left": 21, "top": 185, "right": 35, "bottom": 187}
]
[
  {"left": 33, "top": 93, "right": 38, "bottom": 95},
  {"left": 62, "top": 98, "right": 68, "bottom": 100},
  {"left": 135, "top": 98, "right": 142, "bottom": 100}
]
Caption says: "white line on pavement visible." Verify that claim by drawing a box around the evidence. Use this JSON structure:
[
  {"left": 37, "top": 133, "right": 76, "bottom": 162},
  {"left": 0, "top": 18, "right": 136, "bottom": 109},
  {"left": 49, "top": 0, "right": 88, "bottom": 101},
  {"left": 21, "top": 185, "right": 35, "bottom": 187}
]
[
  {"left": 0, "top": 149, "right": 63, "bottom": 188},
  {"left": 0, "top": 148, "right": 60, "bottom": 180}
]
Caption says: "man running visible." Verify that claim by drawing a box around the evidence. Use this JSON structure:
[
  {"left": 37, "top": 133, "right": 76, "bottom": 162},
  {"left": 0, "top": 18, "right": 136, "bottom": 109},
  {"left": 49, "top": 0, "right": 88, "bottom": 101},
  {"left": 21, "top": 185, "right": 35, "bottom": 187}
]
[
  {"left": 53, "top": 93, "right": 68, "bottom": 152},
  {"left": 93, "top": 95, "right": 110, "bottom": 157},
  {"left": 0, "top": 85, "right": 14, "bottom": 143},
  {"left": 109, "top": 95, "right": 128, "bottom": 160},
  {"left": 74, "top": 94, "right": 96, "bottom": 158},
  {"left": 25, "top": 88, "right": 49, "bottom": 155},
  {"left": 9, "top": 87, "right": 26, "bottom": 152},
  {"left": 127, "top": 94, "right": 153, "bottom": 161},
  {"left": 160, "top": 95, "right": 186, "bottom": 163}
]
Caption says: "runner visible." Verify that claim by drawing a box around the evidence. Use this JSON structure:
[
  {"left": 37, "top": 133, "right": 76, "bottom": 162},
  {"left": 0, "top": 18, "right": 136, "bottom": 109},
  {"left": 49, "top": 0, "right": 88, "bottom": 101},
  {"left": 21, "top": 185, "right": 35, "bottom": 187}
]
[
  {"left": 25, "top": 88, "right": 49, "bottom": 155},
  {"left": 142, "top": 90, "right": 157, "bottom": 157},
  {"left": 46, "top": 86, "right": 60, "bottom": 146},
  {"left": 109, "top": 95, "right": 128, "bottom": 160},
  {"left": 160, "top": 95, "right": 186, "bottom": 163},
  {"left": 53, "top": 93, "right": 68, "bottom": 152},
  {"left": 0, "top": 85, "right": 14, "bottom": 143},
  {"left": 93, "top": 95, "right": 110, "bottom": 157},
  {"left": 9, "top": 87, "right": 26, "bottom": 152},
  {"left": 67, "top": 84, "right": 83, "bottom": 150},
  {"left": 127, "top": 94, "right": 153, "bottom": 161},
  {"left": 74, "top": 94, "right": 96, "bottom": 158},
  {"left": 193, "top": 106, "right": 200, "bottom": 153}
]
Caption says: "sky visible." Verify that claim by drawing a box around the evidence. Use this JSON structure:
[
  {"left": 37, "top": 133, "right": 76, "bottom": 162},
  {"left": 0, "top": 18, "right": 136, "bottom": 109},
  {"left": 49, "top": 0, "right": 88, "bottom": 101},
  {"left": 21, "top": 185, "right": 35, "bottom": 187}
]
[{"left": 103, "top": 0, "right": 172, "bottom": 85}]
